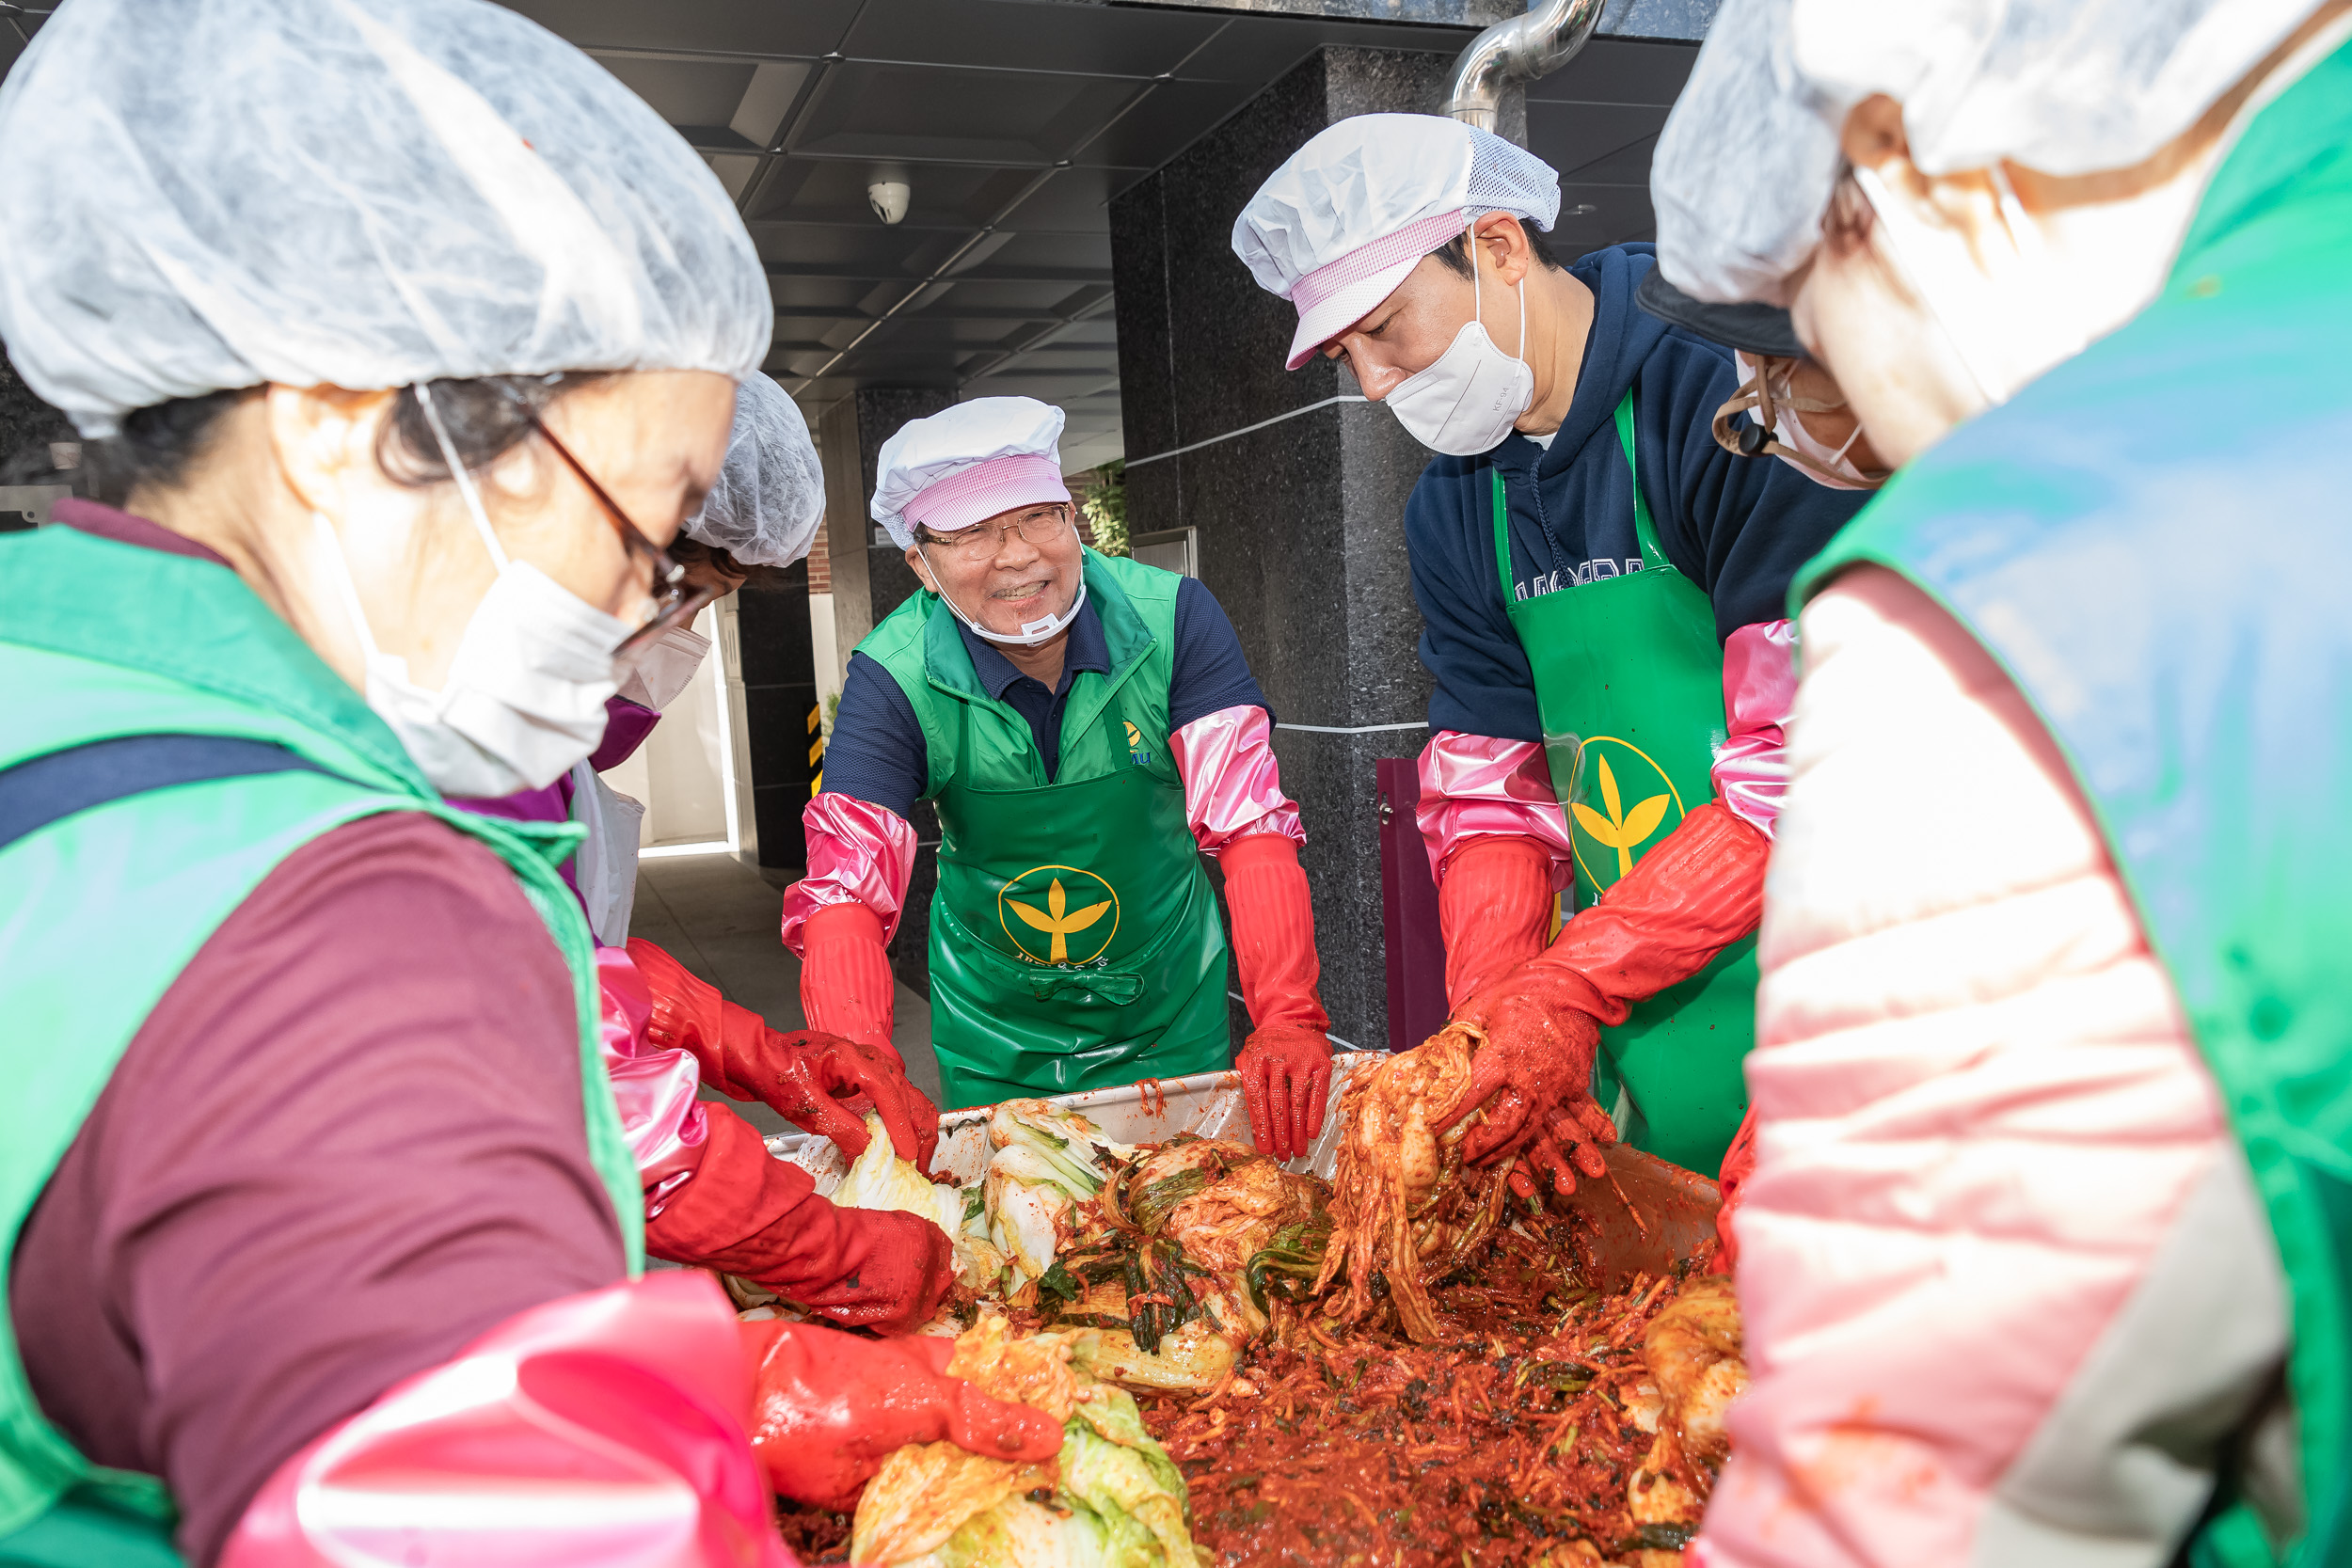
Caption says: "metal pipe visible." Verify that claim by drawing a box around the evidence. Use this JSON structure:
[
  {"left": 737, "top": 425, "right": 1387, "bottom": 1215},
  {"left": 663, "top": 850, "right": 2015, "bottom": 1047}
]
[{"left": 1444, "top": 0, "right": 1606, "bottom": 132}]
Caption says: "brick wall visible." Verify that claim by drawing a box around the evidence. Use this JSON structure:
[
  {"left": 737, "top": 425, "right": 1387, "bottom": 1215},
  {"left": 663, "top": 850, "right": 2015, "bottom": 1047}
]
[{"left": 804, "top": 519, "right": 832, "bottom": 595}]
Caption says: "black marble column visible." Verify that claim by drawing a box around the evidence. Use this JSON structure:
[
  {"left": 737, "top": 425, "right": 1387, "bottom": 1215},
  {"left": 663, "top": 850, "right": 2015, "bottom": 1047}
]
[
  {"left": 0, "top": 345, "right": 79, "bottom": 531},
  {"left": 1111, "top": 46, "right": 1461, "bottom": 1053},
  {"left": 736, "top": 558, "right": 818, "bottom": 870},
  {"left": 815, "top": 385, "right": 954, "bottom": 997}
]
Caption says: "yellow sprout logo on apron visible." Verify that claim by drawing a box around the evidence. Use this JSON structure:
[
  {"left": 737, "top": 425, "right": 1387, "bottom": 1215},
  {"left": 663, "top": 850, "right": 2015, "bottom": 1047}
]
[
  {"left": 1565, "top": 738, "right": 1686, "bottom": 889},
  {"left": 999, "top": 864, "right": 1121, "bottom": 964}
]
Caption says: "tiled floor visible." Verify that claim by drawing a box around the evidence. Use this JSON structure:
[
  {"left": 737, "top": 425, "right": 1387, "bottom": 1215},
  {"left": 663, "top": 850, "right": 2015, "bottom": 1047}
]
[{"left": 628, "top": 851, "right": 941, "bottom": 1134}]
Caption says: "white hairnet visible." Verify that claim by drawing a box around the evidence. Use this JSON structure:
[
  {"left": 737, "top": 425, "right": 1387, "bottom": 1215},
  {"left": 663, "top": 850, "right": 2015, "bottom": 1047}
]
[
  {"left": 0, "top": 0, "right": 771, "bottom": 436},
  {"left": 1654, "top": 0, "right": 2321, "bottom": 304},
  {"left": 687, "top": 375, "right": 824, "bottom": 568},
  {"left": 870, "top": 397, "right": 1069, "bottom": 550},
  {"left": 1234, "top": 114, "right": 1562, "bottom": 369}
]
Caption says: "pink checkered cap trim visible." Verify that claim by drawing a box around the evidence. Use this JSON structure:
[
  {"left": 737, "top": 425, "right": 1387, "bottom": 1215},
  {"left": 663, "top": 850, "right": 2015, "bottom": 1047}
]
[
  {"left": 1283, "top": 210, "right": 1471, "bottom": 370},
  {"left": 904, "top": 452, "right": 1071, "bottom": 535}
]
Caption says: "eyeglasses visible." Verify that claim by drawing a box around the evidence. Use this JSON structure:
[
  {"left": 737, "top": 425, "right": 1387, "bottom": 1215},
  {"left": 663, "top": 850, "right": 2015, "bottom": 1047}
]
[
  {"left": 504, "top": 395, "right": 717, "bottom": 657},
  {"left": 919, "top": 506, "right": 1075, "bottom": 564}
]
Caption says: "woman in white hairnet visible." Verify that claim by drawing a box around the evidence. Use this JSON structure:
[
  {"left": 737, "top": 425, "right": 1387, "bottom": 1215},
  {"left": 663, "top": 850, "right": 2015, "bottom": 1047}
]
[
  {"left": 451, "top": 372, "right": 959, "bottom": 1344},
  {"left": 1645, "top": 0, "right": 2352, "bottom": 1563},
  {"left": 0, "top": 3, "right": 1059, "bottom": 1565}
]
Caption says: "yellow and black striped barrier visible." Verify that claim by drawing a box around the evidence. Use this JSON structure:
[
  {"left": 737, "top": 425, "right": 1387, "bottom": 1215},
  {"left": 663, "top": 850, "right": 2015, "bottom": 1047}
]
[{"left": 808, "top": 701, "right": 825, "bottom": 797}]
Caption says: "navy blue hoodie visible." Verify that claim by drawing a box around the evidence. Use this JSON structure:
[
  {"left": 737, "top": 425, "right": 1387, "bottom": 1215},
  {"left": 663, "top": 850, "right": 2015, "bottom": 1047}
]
[{"left": 1406, "top": 243, "right": 1868, "bottom": 742}]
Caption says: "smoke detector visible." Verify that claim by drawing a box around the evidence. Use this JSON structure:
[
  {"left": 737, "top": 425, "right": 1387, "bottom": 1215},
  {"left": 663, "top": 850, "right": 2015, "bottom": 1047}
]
[{"left": 867, "top": 166, "right": 911, "bottom": 225}]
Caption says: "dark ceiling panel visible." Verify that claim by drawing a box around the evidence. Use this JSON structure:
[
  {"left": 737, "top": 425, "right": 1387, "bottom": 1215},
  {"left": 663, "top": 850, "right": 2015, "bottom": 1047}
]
[
  {"left": 983, "top": 230, "right": 1114, "bottom": 275},
  {"left": 750, "top": 158, "right": 1026, "bottom": 228},
  {"left": 588, "top": 54, "right": 755, "bottom": 126},
  {"left": 836, "top": 0, "right": 1223, "bottom": 76},
  {"left": 1549, "top": 182, "right": 1659, "bottom": 250},
  {"left": 501, "top": 0, "right": 861, "bottom": 56},
  {"left": 1075, "top": 78, "right": 1263, "bottom": 172},
  {"left": 1525, "top": 38, "right": 1696, "bottom": 106},
  {"left": 765, "top": 276, "right": 872, "bottom": 311},
  {"left": 1528, "top": 102, "right": 1670, "bottom": 181},
  {"left": 789, "top": 61, "right": 1143, "bottom": 167},
  {"left": 921, "top": 279, "right": 1110, "bottom": 321},
  {"left": 973, "top": 166, "right": 1131, "bottom": 233},
  {"left": 1173, "top": 13, "right": 1475, "bottom": 83},
  {"left": 1554, "top": 129, "right": 1662, "bottom": 189}
]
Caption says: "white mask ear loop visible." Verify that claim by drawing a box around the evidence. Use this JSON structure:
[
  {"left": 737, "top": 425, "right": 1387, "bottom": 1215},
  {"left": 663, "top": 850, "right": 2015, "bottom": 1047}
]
[
  {"left": 916, "top": 543, "right": 980, "bottom": 629},
  {"left": 413, "top": 382, "right": 512, "bottom": 573},
  {"left": 311, "top": 511, "right": 389, "bottom": 666},
  {"left": 1468, "top": 216, "right": 1529, "bottom": 369}
]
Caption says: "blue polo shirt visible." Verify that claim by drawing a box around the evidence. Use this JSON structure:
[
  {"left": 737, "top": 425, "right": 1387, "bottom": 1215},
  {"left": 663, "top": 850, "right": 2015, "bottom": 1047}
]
[{"left": 823, "top": 575, "right": 1268, "bottom": 820}]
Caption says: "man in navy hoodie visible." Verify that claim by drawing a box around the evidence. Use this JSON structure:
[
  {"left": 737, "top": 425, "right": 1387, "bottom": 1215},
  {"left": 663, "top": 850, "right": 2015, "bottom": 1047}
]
[{"left": 1233, "top": 114, "right": 1868, "bottom": 1190}]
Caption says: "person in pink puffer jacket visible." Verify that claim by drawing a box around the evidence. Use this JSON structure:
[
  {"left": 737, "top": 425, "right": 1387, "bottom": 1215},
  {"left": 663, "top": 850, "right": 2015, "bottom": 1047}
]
[{"left": 1637, "top": 0, "right": 2352, "bottom": 1563}]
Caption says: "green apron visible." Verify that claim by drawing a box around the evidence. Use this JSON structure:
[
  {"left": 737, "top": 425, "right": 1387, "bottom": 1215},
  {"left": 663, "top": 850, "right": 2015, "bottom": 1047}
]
[
  {"left": 1491, "top": 392, "right": 1756, "bottom": 1175},
  {"left": 859, "top": 550, "right": 1232, "bottom": 1110}
]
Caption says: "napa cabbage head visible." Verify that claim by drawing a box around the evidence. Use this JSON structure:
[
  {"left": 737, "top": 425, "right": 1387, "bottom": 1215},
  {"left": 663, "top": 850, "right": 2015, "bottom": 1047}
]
[
  {"left": 850, "top": 1317, "right": 1203, "bottom": 1568},
  {"left": 984, "top": 1102, "right": 1135, "bottom": 1290},
  {"left": 832, "top": 1112, "right": 1005, "bottom": 1290}
]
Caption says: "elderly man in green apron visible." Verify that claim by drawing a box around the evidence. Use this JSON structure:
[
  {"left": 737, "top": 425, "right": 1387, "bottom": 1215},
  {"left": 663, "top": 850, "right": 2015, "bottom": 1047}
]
[
  {"left": 782, "top": 396, "right": 1337, "bottom": 1158},
  {"left": 1232, "top": 115, "right": 1869, "bottom": 1190}
]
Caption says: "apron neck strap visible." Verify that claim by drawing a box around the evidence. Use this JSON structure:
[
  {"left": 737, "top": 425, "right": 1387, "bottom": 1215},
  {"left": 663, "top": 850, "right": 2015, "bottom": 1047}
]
[
  {"left": 1490, "top": 384, "right": 1668, "bottom": 603},
  {"left": 1611, "top": 387, "right": 1670, "bottom": 570}
]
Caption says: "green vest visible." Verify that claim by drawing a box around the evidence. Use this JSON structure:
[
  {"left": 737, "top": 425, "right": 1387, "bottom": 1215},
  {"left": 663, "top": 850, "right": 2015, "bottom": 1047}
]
[
  {"left": 1794, "top": 41, "right": 2352, "bottom": 1566},
  {"left": 858, "top": 550, "right": 1232, "bottom": 1110},
  {"left": 0, "top": 525, "right": 644, "bottom": 1565}
]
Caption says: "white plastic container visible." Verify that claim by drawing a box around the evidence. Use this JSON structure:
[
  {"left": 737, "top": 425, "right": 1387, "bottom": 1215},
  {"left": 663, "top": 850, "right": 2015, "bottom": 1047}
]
[{"left": 766, "top": 1053, "right": 1720, "bottom": 1289}]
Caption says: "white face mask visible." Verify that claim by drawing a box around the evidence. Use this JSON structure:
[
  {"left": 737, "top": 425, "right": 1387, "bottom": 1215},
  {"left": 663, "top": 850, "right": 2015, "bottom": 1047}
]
[
  {"left": 1847, "top": 155, "right": 2221, "bottom": 421},
  {"left": 1720, "top": 350, "right": 1885, "bottom": 491},
  {"left": 615, "top": 623, "right": 710, "bottom": 711},
  {"left": 1385, "top": 228, "right": 1535, "bottom": 456},
  {"left": 920, "top": 549, "right": 1090, "bottom": 649},
  {"left": 313, "top": 386, "right": 630, "bottom": 797}
]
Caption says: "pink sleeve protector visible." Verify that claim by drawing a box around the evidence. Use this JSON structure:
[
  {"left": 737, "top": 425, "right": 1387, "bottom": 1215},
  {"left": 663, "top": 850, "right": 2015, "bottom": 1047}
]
[
  {"left": 1413, "top": 731, "right": 1576, "bottom": 887},
  {"left": 779, "top": 793, "right": 918, "bottom": 956},
  {"left": 596, "top": 945, "right": 709, "bottom": 1219},
  {"left": 1169, "top": 705, "right": 1304, "bottom": 856},
  {"left": 219, "top": 1272, "right": 799, "bottom": 1568},
  {"left": 1709, "top": 618, "right": 1796, "bottom": 839}
]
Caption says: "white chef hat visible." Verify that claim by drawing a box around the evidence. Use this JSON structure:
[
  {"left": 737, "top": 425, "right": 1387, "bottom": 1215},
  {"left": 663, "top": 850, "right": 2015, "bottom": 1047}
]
[
  {"left": 870, "top": 397, "right": 1071, "bottom": 550},
  {"left": 1233, "top": 113, "right": 1563, "bottom": 370},
  {"left": 1652, "top": 0, "right": 2320, "bottom": 305},
  {"left": 686, "top": 375, "right": 824, "bottom": 568},
  {"left": 0, "top": 0, "right": 770, "bottom": 437}
]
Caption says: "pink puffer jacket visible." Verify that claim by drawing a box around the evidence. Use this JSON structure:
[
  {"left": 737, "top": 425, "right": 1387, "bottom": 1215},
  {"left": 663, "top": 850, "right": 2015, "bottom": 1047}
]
[{"left": 1692, "top": 568, "right": 2295, "bottom": 1568}]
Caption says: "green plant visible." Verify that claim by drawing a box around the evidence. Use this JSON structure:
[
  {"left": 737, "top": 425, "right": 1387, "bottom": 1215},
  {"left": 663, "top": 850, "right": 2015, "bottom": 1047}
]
[{"left": 1080, "top": 460, "right": 1127, "bottom": 557}]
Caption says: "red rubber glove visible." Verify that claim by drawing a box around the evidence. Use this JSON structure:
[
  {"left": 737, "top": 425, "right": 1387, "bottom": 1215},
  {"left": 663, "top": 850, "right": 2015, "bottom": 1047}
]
[
  {"left": 799, "top": 899, "right": 899, "bottom": 1052},
  {"left": 1220, "top": 832, "right": 1334, "bottom": 1160},
  {"left": 1234, "top": 1024, "right": 1331, "bottom": 1162},
  {"left": 1437, "top": 833, "right": 1558, "bottom": 1009},
  {"left": 1713, "top": 1104, "right": 1759, "bottom": 1271},
  {"left": 631, "top": 937, "right": 939, "bottom": 1172},
  {"left": 744, "top": 1319, "right": 1065, "bottom": 1512},
  {"left": 648, "top": 1108, "right": 954, "bottom": 1333},
  {"left": 1444, "top": 800, "right": 1770, "bottom": 1192}
]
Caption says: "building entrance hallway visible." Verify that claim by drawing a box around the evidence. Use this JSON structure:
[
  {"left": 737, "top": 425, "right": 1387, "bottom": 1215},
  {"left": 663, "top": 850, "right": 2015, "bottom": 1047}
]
[{"left": 629, "top": 850, "right": 943, "bottom": 1130}]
